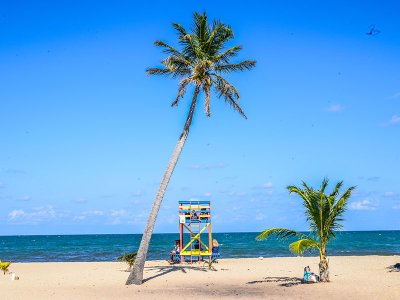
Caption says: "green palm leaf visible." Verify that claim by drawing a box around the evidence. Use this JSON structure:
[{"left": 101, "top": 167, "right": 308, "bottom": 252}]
[
  {"left": 256, "top": 228, "right": 309, "bottom": 241},
  {"left": 289, "top": 239, "right": 320, "bottom": 255},
  {"left": 0, "top": 261, "right": 11, "bottom": 275}
]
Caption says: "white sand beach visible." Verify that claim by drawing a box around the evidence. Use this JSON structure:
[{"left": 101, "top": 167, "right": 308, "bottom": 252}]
[{"left": 2, "top": 256, "right": 399, "bottom": 299}]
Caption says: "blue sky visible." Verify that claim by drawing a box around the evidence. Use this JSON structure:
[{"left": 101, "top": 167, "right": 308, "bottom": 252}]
[{"left": 1, "top": 0, "right": 399, "bottom": 235}]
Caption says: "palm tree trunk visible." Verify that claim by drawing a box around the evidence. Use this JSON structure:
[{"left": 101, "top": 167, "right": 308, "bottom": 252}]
[
  {"left": 126, "top": 86, "right": 200, "bottom": 285},
  {"left": 319, "top": 249, "right": 329, "bottom": 282}
]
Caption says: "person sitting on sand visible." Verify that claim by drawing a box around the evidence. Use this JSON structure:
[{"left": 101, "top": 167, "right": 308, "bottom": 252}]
[
  {"left": 212, "top": 239, "right": 219, "bottom": 253},
  {"left": 303, "top": 266, "right": 319, "bottom": 283},
  {"left": 169, "top": 240, "right": 180, "bottom": 263}
]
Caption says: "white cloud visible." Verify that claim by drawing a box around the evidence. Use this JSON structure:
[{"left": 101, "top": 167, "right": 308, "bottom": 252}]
[
  {"left": 255, "top": 212, "right": 266, "bottom": 221},
  {"left": 389, "top": 115, "right": 400, "bottom": 125},
  {"left": 255, "top": 182, "right": 273, "bottom": 189},
  {"left": 109, "top": 209, "right": 143, "bottom": 225},
  {"left": 389, "top": 92, "right": 400, "bottom": 99},
  {"left": 349, "top": 199, "right": 377, "bottom": 211},
  {"left": 188, "top": 197, "right": 200, "bottom": 202},
  {"left": 325, "top": 104, "right": 344, "bottom": 113},
  {"left": 110, "top": 209, "right": 130, "bottom": 217},
  {"left": 132, "top": 191, "right": 143, "bottom": 197},
  {"left": 86, "top": 210, "right": 104, "bottom": 216},
  {"left": 366, "top": 176, "right": 380, "bottom": 182},
  {"left": 229, "top": 191, "right": 247, "bottom": 197},
  {"left": 73, "top": 215, "right": 86, "bottom": 221},
  {"left": 17, "top": 195, "right": 32, "bottom": 201},
  {"left": 381, "top": 115, "right": 400, "bottom": 127},
  {"left": 384, "top": 192, "right": 398, "bottom": 198},
  {"left": 8, "top": 209, "right": 25, "bottom": 219},
  {"left": 73, "top": 198, "right": 88, "bottom": 204},
  {"left": 8, "top": 205, "right": 58, "bottom": 224}
]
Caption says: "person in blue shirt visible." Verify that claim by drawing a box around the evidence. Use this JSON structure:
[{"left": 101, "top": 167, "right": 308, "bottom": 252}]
[
  {"left": 212, "top": 239, "right": 219, "bottom": 253},
  {"left": 169, "top": 240, "right": 180, "bottom": 263},
  {"left": 303, "top": 266, "right": 319, "bottom": 283}
]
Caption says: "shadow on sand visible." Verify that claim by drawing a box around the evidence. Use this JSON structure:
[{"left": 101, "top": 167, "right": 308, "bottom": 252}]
[
  {"left": 142, "top": 263, "right": 216, "bottom": 283},
  {"left": 247, "top": 276, "right": 303, "bottom": 287}
]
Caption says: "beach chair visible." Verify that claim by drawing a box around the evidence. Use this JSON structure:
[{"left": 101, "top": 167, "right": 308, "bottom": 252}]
[
  {"left": 211, "top": 252, "right": 220, "bottom": 263},
  {"left": 171, "top": 253, "right": 181, "bottom": 263}
]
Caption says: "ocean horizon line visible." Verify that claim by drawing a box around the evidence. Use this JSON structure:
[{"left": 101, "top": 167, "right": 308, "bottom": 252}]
[{"left": 2, "top": 229, "right": 400, "bottom": 237}]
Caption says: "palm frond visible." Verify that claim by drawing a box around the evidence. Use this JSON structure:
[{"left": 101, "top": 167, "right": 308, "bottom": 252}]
[
  {"left": 179, "top": 34, "right": 199, "bottom": 59},
  {"left": 214, "top": 45, "right": 243, "bottom": 64},
  {"left": 320, "top": 178, "right": 329, "bottom": 194},
  {"left": 161, "top": 56, "right": 192, "bottom": 79},
  {"left": 212, "top": 74, "right": 240, "bottom": 98},
  {"left": 214, "top": 60, "right": 256, "bottom": 73},
  {"left": 154, "top": 40, "right": 184, "bottom": 57},
  {"left": 287, "top": 185, "right": 309, "bottom": 202},
  {"left": 222, "top": 93, "right": 247, "bottom": 119},
  {"left": 193, "top": 12, "right": 209, "bottom": 46},
  {"left": 171, "top": 22, "right": 187, "bottom": 37},
  {"left": 213, "top": 75, "right": 247, "bottom": 119},
  {"left": 146, "top": 67, "right": 172, "bottom": 77},
  {"left": 171, "top": 78, "right": 191, "bottom": 107},
  {"left": 209, "top": 23, "right": 234, "bottom": 55},
  {"left": 204, "top": 21, "right": 224, "bottom": 55},
  {"left": 256, "top": 228, "right": 309, "bottom": 241},
  {"left": 162, "top": 55, "right": 192, "bottom": 69},
  {"left": 329, "top": 181, "right": 343, "bottom": 198},
  {"left": 325, "top": 185, "right": 355, "bottom": 237},
  {"left": 289, "top": 239, "right": 320, "bottom": 255}
]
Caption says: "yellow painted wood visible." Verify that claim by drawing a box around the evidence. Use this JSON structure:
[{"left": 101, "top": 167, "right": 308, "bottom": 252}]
[{"left": 180, "top": 251, "right": 211, "bottom": 256}]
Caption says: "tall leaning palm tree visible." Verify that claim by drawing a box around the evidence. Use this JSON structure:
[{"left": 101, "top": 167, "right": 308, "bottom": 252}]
[
  {"left": 126, "top": 12, "right": 256, "bottom": 285},
  {"left": 256, "top": 179, "right": 355, "bottom": 282}
]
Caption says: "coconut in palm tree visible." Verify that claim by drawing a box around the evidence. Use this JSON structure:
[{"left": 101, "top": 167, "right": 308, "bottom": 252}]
[
  {"left": 256, "top": 179, "right": 355, "bottom": 282},
  {"left": 126, "top": 12, "right": 256, "bottom": 285}
]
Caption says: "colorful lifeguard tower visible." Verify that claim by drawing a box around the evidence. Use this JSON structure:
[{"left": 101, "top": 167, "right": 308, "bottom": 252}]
[{"left": 177, "top": 200, "right": 213, "bottom": 263}]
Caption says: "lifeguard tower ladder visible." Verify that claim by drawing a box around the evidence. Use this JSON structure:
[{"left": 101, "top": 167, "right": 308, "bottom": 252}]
[{"left": 178, "top": 200, "right": 212, "bottom": 263}]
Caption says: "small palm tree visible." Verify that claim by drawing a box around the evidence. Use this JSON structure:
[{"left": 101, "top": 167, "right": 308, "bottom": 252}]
[
  {"left": 256, "top": 179, "right": 355, "bottom": 282},
  {"left": 0, "top": 261, "right": 11, "bottom": 275},
  {"left": 117, "top": 251, "right": 137, "bottom": 271},
  {"left": 126, "top": 12, "right": 256, "bottom": 285}
]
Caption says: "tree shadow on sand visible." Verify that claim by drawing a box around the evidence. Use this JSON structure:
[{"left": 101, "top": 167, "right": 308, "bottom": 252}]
[
  {"left": 247, "top": 276, "right": 303, "bottom": 287},
  {"left": 142, "top": 264, "right": 215, "bottom": 283},
  {"left": 387, "top": 263, "right": 400, "bottom": 272}
]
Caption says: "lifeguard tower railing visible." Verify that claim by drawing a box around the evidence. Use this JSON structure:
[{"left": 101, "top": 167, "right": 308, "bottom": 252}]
[{"left": 178, "top": 200, "right": 212, "bottom": 262}]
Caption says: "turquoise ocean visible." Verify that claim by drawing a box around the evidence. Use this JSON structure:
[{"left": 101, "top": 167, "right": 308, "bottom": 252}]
[{"left": 1, "top": 231, "right": 399, "bottom": 262}]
